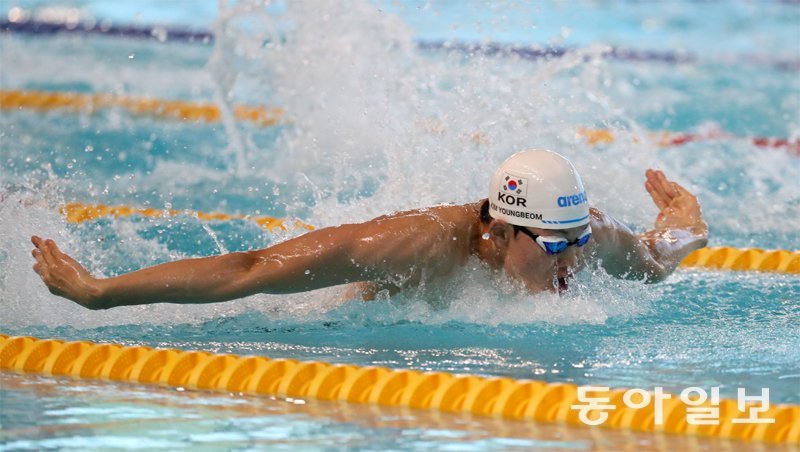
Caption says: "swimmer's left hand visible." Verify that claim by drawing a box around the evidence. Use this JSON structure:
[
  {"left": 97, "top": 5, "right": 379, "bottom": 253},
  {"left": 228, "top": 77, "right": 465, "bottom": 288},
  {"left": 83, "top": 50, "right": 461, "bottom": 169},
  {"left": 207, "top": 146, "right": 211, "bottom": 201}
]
[{"left": 644, "top": 170, "right": 708, "bottom": 242}]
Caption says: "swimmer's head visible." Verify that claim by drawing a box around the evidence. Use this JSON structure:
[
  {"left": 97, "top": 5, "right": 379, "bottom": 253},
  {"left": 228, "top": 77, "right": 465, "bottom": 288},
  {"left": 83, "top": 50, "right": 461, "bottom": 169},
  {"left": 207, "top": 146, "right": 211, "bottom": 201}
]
[{"left": 487, "top": 149, "right": 589, "bottom": 230}]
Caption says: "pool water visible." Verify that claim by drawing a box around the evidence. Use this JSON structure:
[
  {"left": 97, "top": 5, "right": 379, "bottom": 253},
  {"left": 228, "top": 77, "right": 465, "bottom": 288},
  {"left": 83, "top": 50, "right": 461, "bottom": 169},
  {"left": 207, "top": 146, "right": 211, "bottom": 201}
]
[
  {"left": 1, "top": 0, "right": 799, "bottom": 449},
  {"left": 3, "top": 372, "right": 749, "bottom": 451}
]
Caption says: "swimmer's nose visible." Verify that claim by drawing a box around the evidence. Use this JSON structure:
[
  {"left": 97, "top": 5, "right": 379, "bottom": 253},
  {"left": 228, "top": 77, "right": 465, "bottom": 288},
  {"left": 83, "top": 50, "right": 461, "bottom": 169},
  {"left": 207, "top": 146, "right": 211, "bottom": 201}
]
[{"left": 556, "top": 247, "right": 578, "bottom": 268}]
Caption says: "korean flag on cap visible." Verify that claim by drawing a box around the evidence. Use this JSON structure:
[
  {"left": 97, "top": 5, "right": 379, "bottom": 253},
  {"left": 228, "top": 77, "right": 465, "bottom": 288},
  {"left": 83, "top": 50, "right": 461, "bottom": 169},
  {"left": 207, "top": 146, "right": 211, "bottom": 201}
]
[{"left": 502, "top": 173, "right": 527, "bottom": 196}]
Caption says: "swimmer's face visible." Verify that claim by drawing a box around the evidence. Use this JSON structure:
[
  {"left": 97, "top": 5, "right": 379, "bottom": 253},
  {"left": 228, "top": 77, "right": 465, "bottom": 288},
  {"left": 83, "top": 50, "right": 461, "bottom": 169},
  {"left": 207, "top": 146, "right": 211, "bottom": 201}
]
[{"left": 496, "top": 223, "right": 588, "bottom": 293}]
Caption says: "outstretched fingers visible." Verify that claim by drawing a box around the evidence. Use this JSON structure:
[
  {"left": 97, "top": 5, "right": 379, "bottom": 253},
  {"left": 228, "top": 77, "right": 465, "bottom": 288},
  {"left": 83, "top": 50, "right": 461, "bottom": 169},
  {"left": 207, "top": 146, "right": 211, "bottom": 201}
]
[
  {"left": 32, "top": 247, "right": 44, "bottom": 266},
  {"left": 31, "top": 236, "right": 65, "bottom": 276},
  {"left": 31, "top": 236, "right": 50, "bottom": 268},
  {"left": 645, "top": 180, "right": 668, "bottom": 210},
  {"left": 31, "top": 235, "right": 48, "bottom": 279},
  {"left": 31, "top": 236, "right": 65, "bottom": 296},
  {"left": 31, "top": 235, "right": 44, "bottom": 251},
  {"left": 671, "top": 180, "right": 694, "bottom": 198},
  {"left": 655, "top": 170, "right": 679, "bottom": 199},
  {"left": 645, "top": 170, "right": 669, "bottom": 210},
  {"left": 45, "top": 239, "right": 64, "bottom": 259}
]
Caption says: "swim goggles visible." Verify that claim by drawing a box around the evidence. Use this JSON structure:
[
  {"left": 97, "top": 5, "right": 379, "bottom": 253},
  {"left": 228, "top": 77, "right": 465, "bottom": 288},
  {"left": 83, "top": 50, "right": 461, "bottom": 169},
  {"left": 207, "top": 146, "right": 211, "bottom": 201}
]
[{"left": 513, "top": 225, "right": 592, "bottom": 255}]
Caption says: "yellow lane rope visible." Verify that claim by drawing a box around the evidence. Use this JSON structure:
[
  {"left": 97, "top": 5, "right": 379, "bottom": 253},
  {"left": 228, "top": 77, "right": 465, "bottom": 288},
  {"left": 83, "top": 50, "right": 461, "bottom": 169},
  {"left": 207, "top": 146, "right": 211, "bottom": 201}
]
[
  {"left": 4, "top": 90, "right": 799, "bottom": 156},
  {"left": 0, "top": 90, "right": 284, "bottom": 126},
  {"left": 0, "top": 335, "right": 797, "bottom": 444},
  {"left": 60, "top": 202, "right": 798, "bottom": 274},
  {"left": 60, "top": 202, "right": 314, "bottom": 232},
  {"left": 680, "top": 247, "right": 800, "bottom": 274}
]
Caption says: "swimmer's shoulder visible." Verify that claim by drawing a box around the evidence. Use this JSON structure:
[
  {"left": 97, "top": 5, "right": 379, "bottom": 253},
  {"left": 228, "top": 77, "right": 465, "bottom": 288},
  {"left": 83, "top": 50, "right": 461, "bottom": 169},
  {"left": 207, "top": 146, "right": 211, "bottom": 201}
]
[
  {"left": 349, "top": 202, "right": 478, "bottom": 257},
  {"left": 367, "top": 202, "right": 480, "bottom": 226}
]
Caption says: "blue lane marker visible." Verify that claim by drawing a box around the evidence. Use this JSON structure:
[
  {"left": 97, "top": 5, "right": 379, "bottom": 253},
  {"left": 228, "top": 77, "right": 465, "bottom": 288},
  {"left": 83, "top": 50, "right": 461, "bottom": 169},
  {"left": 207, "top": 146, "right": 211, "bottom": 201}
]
[
  {"left": 416, "top": 41, "right": 695, "bottom": 65},
  {"left": 0, "top": 19, "right": 213, "bottom": 43},
  {"left": 2, "top": 19, "right": 797, "bottom": 71}
]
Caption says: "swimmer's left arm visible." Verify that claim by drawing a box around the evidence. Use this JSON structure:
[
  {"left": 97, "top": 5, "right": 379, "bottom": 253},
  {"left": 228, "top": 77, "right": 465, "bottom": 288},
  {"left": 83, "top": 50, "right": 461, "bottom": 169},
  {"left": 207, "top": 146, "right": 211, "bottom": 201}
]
[{"left": 590, "top": 170, "right": 708, "bottom": 282}]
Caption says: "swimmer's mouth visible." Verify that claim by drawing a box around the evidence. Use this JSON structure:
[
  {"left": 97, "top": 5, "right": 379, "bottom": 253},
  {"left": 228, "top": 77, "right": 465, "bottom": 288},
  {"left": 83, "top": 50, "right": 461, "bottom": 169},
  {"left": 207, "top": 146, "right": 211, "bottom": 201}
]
[
  {"left": 556, "top": 271, "right": 572, "bottom": 294},
  {"left": 557, "top": 276, "right": 568, "bottom": 293}
]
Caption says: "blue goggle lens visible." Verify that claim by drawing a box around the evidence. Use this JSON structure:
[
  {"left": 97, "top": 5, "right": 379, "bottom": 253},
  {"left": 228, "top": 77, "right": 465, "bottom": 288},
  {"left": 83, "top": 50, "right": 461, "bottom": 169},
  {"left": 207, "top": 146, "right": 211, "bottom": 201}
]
[
  {"left": 543, "top": 241, "right": 569, "bottom": 255},
  {"left": 515, "top": 225, "right": 592, "bottom": 255},
  {"left": 540, "top": 231, "right": 592, "bottom": 255}
]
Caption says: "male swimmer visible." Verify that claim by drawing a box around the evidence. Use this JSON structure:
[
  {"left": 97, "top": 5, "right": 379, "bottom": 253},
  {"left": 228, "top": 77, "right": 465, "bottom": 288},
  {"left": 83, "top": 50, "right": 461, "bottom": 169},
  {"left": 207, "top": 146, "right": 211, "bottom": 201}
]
[{"left": 31, "top": 150, "right": 708, "bottom": 309}]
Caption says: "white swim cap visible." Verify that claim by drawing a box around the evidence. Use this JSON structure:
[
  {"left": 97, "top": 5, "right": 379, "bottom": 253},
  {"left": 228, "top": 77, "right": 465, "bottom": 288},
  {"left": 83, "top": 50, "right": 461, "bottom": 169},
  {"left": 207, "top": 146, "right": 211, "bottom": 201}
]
[{"left": 488, "top": 149, "right": 590, "bottom": 229}]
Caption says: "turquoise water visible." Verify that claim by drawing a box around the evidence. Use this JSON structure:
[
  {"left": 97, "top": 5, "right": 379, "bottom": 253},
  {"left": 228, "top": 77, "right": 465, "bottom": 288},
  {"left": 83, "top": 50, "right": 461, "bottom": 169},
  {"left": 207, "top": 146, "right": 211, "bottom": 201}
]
[{"left": 2, "top": 0, "right": 800, "bottom": 449}]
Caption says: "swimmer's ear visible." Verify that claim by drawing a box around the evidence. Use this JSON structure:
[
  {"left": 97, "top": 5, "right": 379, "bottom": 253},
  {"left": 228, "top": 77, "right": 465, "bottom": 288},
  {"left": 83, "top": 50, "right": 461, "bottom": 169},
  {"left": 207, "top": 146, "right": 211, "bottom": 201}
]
[{"left": 487, "top": 219, "right": 513, "bottom": 249}]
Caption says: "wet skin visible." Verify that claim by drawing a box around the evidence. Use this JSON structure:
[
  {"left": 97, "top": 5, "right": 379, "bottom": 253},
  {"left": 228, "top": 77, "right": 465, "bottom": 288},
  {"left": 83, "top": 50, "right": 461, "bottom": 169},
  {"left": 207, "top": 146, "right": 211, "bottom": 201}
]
[
  {"left": 507, "top": 225, "right": 588, "bottom": 293},
  {"left": 31, "top": 169, "right": 708, "bottom": 309}
]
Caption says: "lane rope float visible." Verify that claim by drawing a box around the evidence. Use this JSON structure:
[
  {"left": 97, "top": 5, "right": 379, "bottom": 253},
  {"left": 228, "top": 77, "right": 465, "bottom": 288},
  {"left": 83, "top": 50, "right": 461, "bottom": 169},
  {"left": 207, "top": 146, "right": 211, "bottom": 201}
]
[
  {"left": 3, "top": 17, "right": 799, "bottom": 70},
  {"left": 0, "top": 90, "right": 284, "bottom": 127},
  {"left": 578, "top": 128, "right": 800, "bottom": 156},
  {"left": 60, "top": 202, "right": 799, "bottom": 274},
  {"left": 0, "top": 334, "right": 797, "bottom": 445},
  {"left": 60, "top": 202, "right": 314, "bottom": 232},
  {"left": 4, "top": 89, "right": 797, "bottom": 156},
  {"left": 679, "top": 247, "right": 799, "bottom": 274}
]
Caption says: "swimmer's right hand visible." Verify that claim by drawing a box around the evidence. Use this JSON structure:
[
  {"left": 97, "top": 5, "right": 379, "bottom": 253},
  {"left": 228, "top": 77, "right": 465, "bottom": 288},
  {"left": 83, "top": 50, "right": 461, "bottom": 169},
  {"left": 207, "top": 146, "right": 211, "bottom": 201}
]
[{"left": 31, "top": 236, "right": 105, "bottom": 310}]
